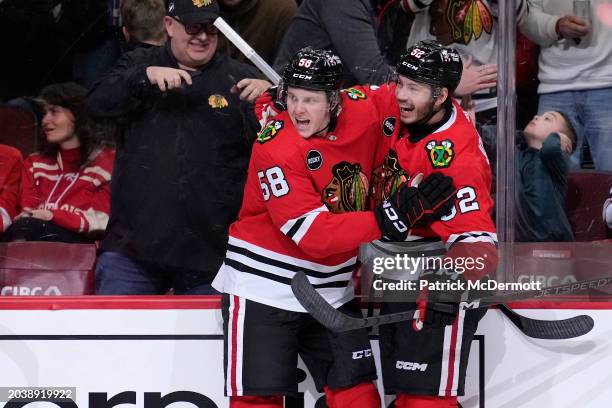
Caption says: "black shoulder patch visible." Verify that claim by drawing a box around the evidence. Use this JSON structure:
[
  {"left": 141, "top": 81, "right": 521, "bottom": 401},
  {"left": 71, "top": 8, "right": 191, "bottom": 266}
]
[
  {"left": 257, "top": 120, "right": 284, "bottom": 144},
  {"left": 382, "top": 116, "right": 396, "bottom": 136},
  {"left": 306, "top": 150, "right": 323, "bottom": 170}
]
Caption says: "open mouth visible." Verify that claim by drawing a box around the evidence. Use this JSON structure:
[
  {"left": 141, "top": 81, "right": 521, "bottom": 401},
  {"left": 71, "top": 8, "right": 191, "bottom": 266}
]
[{"left": 295, "top": 118, "right": 310, "bottom": 130}]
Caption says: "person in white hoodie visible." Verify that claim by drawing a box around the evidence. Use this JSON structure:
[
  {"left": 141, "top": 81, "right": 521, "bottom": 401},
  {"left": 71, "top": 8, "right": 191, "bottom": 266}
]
[{"left": 521, "top": 0, "right": 612, "bottom": 170}]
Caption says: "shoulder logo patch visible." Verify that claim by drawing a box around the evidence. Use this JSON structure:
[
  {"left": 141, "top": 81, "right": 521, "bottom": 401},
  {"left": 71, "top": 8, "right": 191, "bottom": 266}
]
[
  {"left": 426, "top": 139, "right": 454, "bottom": 168},
  {"left": 208, "top": 94, "right": 228, "bottom": 109},
  {"left": 257, "top": 120, "right": 284, "bottom": 144},
  {"left": 306, "top": 150, "right": 323, "bottom": 170},
  {"left": 344, "top": 87, "right": 367, "bottom": 101},
  {"left": 382, "top": 117, "right": 396, "bottom": 136}
]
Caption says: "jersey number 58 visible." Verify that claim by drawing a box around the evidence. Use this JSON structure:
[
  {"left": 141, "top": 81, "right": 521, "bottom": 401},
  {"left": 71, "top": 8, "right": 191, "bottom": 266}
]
[{"left": 258, "top": 166, "right": 290, "bottom": 201}]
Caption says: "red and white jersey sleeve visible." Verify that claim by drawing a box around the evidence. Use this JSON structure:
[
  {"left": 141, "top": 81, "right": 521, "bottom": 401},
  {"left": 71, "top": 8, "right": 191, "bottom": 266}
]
[{"left": 0, "top": 145, "right": 23, "bottom": 232}]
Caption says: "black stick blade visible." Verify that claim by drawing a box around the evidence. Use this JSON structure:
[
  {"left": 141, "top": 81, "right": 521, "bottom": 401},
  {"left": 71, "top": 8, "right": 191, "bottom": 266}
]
[
  {"left": 500, "top": 305, "right": 594, "bottom": 339},
  {"left": 291, "top": 271, "right": 417, "bottom": 332},
  {"left": 291, "top": 271, "right": 355, "bottom": 331}
]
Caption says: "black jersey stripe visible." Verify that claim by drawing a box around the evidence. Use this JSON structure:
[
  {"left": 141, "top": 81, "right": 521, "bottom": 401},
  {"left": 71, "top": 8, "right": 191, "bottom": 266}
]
[
  {"left": 451, "top": 232, "right": 498, "bottom": 245},
  {"left": 226, "top": 243, "right": 354, "bottom": 279},
  {"left": 285, "top": 217, "right": 306, "bottom": 239},
  {"left": 224, "top": 258, "right": 350, "bottom": 289}
]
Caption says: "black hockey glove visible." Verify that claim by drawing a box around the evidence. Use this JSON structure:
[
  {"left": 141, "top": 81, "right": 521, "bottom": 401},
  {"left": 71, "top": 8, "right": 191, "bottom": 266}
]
[
  {"left": 374, "top": 172, "right": 456, "bottom": 241},
  {"left": 414, "top": 270, "right": 465, "bottom": 331}
]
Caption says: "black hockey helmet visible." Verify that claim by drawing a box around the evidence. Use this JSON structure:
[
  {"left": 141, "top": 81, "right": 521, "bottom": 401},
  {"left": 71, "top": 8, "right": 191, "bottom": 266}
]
[
  {"left": 282, "top": 47, "right": 344, "bottom": 91},
  {"left": 396, "top": 40, "right": 463, "bottom": 94}
]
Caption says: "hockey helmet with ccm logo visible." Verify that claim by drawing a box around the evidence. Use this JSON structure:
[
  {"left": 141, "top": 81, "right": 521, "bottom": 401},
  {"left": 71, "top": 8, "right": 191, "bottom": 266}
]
[
  {"left": 282, "top": 47, "right": 344, "bottom": 92},
  {"left": 396, "top": 40, "right": 463, "bottom": 94}
]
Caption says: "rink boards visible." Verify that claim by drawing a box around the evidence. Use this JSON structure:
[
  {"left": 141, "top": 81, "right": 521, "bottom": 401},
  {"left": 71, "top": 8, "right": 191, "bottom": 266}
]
[{"left": 0, "top": 297, "right": 609, "bottom": 408}]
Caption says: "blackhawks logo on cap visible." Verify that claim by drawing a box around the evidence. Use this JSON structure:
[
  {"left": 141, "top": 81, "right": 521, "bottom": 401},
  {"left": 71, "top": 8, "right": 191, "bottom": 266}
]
[
  {"left": 426, "top": 139, "right": 454, "bottom": 169},
  {"left": 208, "top": 94, "right": 228, "bottom": 109},
  {"left": 257, "top": 120, "right": 284, "bottom": 144},
  {"left": 193, "top": 0, "right": 212, "bottom": 7}
]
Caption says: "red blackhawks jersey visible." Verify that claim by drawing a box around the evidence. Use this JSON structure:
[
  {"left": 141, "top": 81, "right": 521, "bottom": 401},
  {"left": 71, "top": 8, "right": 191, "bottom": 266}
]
[
  {"left": 212, "top": 85, "right": 399, "bottom": 311},
  {"left": 0, "top": 145, "right": 23, "bottom": 232},
  {"left": 373, "top": 98, "right": 497, "bottom": 249},
  {"left": 21, "top": 147, "right": 115, "bottom": 236}
]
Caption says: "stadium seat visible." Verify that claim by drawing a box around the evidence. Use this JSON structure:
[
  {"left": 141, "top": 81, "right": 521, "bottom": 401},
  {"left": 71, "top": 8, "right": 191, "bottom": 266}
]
[
  {"left": 0, "top": 242, "right": 96, "bottom": 296},
  {"left": 0, "top": 104, "right": 38, "bottom": 156},
  {"left": 567, "top": 170, "right": 612, "bottom": 241}
]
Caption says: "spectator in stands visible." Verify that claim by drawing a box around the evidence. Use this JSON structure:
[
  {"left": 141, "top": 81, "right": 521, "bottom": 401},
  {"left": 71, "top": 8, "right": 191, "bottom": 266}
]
[
  {"left": 482, "top": 110, "right": 577, "bottom": 241},
  {"left": 521, "top": 0, "right": 612, "bottom": 171},
  {"left": 401, "top": 0, "right": 532, "bottom": 137},
  {"left": 274, "top": 0, "right": 496, "bottom": 93},
  {"left": 4, "top": 82, "right": 115, "bottom": 243},
  {"left": 219, "top": 0, "right": 296, "bottom": 64},
  {"left": 273, "top": 0, "right": 394, "bottom": 85},
  {"left": 88, "top": 0, "right": 269, "bottom": 295},
  {"left": 120, "top": 0, "right": 167, "bottom": 52},
  {"left": 0, "top": 145, "right": 23, "bottom": 234}
]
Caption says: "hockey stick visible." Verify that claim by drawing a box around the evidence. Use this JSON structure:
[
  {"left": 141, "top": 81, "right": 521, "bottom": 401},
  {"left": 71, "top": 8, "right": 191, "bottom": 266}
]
[
  {"left": 291, "top": 271, "right": 611, "bottom": 332},
  {"left": 498, "top": 304, "right": 594, "bottom": 339}
]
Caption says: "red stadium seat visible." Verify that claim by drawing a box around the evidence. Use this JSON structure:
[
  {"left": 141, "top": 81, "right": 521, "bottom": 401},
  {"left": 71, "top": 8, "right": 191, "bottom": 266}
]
[
  {"left": 0, "top": 242, "right": 96, "bottom": 296},
  {"left": 567, "top": 170, "right": 612, "bottom": 241},
  {"left": 0, "top": 104, "right": 37, "bottom": 156}
]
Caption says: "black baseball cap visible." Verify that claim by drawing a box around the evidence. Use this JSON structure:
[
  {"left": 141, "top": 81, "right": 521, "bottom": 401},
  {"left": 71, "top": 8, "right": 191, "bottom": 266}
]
[{"left": 167, "top": 0, "right": 220, "bottom": 24}]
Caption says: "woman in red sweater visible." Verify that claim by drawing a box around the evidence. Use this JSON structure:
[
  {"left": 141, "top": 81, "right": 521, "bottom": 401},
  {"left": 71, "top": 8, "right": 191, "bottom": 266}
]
[{"left": 6, "top": 82, "right": 115, "bottom": 243}]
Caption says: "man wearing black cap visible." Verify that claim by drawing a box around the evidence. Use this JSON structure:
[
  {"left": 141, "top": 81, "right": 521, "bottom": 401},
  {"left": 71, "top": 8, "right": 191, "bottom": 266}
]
[{"left": 87, "top": 0, "right": 271, "bottom": 295}]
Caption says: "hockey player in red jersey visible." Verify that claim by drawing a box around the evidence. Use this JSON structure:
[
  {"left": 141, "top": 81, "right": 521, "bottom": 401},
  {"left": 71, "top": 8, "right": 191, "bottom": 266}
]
[
  {"left": 212, "top": 47, "right": 458, "bottom": 408},
  {"left": 366, "top": 41, "right": 499, "bottom": 408}
]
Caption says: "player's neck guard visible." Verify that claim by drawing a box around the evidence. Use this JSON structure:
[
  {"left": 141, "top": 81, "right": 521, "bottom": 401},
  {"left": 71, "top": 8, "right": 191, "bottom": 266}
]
[{"left": 407, "top": 104, "right": 453, "bottom": 143}]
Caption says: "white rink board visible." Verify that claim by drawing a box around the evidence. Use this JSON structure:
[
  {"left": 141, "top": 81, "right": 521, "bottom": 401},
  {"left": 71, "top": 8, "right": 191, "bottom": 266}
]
[{"left": 0, "top": 305, "right": 610, "bottom": 407}]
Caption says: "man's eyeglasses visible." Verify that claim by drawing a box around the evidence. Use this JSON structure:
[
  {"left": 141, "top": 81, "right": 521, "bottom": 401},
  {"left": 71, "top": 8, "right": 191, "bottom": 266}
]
[{"left": 172, "top": 17, "right": 218, "bottom": 36}]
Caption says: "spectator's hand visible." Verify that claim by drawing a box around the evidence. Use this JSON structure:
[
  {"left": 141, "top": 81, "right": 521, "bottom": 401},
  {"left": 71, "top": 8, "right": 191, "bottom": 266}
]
[
  {"left": 255, "top": 86, "right": 285, "bottom": 128},
  {"left": 461, "top": 95, "right": 476, "bottom": 123},
  {"left": 558, "top": 132, "right": 573, "bottom": 154},
  {"left": 454, "top": 56, "right": 497, "bottom": 97},
  {"left": 146, "top": 67, "right": 193, "bottom": 92},
  {"left": 556, "top": 15, "right": 590, "bottom": 39},
  {"left": 30, "top": 209, "right": 54, "bottom": 221},
  {"left": 232, "top": 78, "right": 272, "bottom": 103},
  {"left": 15, "top": 207, "right": 35, "bottom": 220}
]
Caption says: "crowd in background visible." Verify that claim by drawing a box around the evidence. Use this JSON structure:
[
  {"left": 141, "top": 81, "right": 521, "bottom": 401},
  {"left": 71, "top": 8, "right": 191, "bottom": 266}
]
[{"left": 0, "top": 0, "right": 611, "bottom": 295}]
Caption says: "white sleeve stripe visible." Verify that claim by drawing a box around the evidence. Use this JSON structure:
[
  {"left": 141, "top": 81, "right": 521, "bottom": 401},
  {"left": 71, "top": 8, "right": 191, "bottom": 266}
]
[
  {"left": 0, "top": 207, "right": 11, "bottom": 232},
  {"left": 447, "top": 231, "right": 498, "bottom": 246},
  {"left": 280, "top": 205, "right": 328, "bottom": 235},
  {"left": 292, "top": 211, "right": 320, "bottom": 245}
]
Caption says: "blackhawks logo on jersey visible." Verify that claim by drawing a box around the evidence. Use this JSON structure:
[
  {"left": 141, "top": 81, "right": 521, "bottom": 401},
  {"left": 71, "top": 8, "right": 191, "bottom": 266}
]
[
  {"left": 322, "top": 161, "right": 369, "bottom": 214},
  {"left": 371, "top": 149, "right": 408, "bottom": 206},
  {"left": 426, "top": 139, "right": 454, "bottom": 169},
  {"left": 257, "top": 120, "right": 284, "bottom": 144},
  {"left": 344, "top": 87, "right": 367, "bottom": 101}
]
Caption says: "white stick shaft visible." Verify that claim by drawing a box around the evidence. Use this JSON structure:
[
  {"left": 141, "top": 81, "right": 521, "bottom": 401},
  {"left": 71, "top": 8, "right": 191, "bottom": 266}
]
[{"left": 213, "top": 17, "right": 281, "bottom": 85}]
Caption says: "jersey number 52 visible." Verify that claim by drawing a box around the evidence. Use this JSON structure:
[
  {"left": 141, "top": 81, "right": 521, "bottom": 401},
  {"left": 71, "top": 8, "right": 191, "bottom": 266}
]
[{"left": 441, "top": 186, "right": 480, "bottom": 221}]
